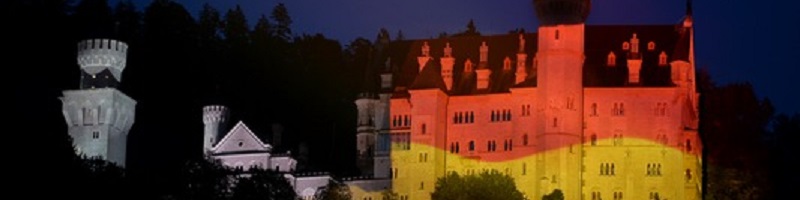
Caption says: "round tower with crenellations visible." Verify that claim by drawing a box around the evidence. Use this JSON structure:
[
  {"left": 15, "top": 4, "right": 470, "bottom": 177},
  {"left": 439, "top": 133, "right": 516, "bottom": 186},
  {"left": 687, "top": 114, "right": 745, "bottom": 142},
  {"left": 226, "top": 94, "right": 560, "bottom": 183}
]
[
  {"left": 203, "top": 105, "right": 229, "bottom": 156},
  {"left": 77, "top": 39, "right": 128, "bottom": 89}
]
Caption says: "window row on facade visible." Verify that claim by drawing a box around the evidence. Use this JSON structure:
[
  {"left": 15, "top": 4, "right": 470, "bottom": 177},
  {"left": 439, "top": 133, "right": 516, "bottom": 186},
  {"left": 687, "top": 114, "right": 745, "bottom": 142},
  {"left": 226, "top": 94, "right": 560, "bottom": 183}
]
[
  {"left": 589, "top": 102, "right": 669, "bottom": 117},
  {"left": 453, "top": 111, "right": 475, "bottom": 124},
  {"left": 391, "top": 115, "right": 411, "bottom": 128}
]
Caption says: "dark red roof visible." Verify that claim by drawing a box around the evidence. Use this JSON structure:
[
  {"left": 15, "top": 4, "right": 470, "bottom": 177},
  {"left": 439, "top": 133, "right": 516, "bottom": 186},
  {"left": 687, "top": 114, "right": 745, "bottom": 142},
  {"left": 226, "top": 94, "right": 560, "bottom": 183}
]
[{"left": 373, "top": 23, "right": 690, "bottom": 96}]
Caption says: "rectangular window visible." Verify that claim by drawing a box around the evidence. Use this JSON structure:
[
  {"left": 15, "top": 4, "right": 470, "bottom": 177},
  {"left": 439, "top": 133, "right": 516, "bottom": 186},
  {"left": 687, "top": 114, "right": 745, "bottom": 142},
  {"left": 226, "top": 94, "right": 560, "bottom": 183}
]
[{"left": 92, "top": 131, "right": 100, "bottom": 139}]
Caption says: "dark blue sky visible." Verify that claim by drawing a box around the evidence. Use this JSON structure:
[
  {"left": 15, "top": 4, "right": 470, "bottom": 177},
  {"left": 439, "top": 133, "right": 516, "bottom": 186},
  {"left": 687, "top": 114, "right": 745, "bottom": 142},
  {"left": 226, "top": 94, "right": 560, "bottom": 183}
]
[{"left": 122, "top": 0, "right": 799, "bottom": 114}]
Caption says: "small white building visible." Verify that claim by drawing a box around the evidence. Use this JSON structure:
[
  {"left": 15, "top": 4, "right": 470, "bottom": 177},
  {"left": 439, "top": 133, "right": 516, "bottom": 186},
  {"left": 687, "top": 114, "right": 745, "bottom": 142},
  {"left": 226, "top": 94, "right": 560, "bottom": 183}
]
[{"left": 202, "top": 105, "right": 331, "bottom": 199}]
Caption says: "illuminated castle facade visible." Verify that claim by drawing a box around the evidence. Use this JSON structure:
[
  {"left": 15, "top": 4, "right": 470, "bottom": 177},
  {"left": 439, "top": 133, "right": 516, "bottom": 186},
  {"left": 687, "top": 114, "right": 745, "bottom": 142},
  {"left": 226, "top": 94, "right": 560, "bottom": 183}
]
[{"left": 348, "top": 0, "right": 702, "bottom": 199}]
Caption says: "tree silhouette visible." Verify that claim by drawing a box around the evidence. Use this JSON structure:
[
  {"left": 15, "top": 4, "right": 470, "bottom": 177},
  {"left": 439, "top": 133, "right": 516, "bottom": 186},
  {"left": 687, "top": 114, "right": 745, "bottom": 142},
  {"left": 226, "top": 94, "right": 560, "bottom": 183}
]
[
  {"left": 270, "top": 3, "right": 292, "bottom": 41},
  {"left": 74, "top": 0, "right": 114, "bottom": 38},
  {"left": 451, "top": 19, "right": 481, "bottom": 38},
  {"left": 198, "top": 3, "right": 222, "bottom": 44},
  {"left": 223, "top": 5, "right": 249, "bottom": 46},
  {"left": 542, "top": 189, "right": 564, "bottom": 200},
  {"left": 315, "top": 180, "right": 353, "bottom": 200},
  {"left": 231, "top": 167, "right": 297, "bottom": 200},
  {"left": 699, "top": 71, "right": 776, "bottom": 199},
  {"left": 431, "top": 171, "right": 524, "bottom": 200}
]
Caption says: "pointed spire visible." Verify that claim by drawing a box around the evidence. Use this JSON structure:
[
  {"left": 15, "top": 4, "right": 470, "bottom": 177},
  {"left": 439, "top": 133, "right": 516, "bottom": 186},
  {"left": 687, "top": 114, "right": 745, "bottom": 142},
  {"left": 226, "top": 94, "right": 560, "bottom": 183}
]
[{"left": 686, "top": 0, "right": 693, "bottom": 16}]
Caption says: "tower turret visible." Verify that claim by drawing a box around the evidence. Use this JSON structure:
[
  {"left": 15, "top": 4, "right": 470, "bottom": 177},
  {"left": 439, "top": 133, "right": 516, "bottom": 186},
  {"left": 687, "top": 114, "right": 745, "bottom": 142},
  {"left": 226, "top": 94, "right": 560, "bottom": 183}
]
[
  {"left": 203, "top": 105, "right": 229, "bottom": 156},
  {"left": 534, "top": 0, "right": 589, "bottom": 198},
  {"left": 77, "top": 39, "right": 128, "bottom": 89},
  {"left": 61, "top": 39, "right": 136, "bottom": 167}
]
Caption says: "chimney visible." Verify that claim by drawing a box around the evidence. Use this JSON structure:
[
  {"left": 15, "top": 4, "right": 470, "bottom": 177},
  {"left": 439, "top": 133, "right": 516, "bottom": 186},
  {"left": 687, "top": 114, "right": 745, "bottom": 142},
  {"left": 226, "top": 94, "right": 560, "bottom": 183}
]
[
  {"left": 476, "top": 69, "right": 491, "bottom": 90},
  {"left": 516, "top": 54, "right": 528, "bottom": 84},
  {"left": 476, "top": 41, "right": 491, "bottom": 90},
  {"left": 627, "top": 34, "right": 642, "bottom": 84},
  {"left": 516, "top": 34, "right": 528, "bottom": 84},
  {"left": 479, "top": 41, "right": 489, "bottom": 68},
  {"left": 418, "top": 41, "right": 431, "bottom": 72},
  {"left": 441, "top": 42, "right": 454, "bottom": 91}
]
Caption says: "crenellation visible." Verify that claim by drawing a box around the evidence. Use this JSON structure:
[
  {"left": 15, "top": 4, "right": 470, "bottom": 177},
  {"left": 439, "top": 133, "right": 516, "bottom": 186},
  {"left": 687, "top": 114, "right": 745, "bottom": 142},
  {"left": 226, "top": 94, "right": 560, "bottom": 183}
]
[{"left": 77, "top": 39, "right": 128, "bottom": 81}]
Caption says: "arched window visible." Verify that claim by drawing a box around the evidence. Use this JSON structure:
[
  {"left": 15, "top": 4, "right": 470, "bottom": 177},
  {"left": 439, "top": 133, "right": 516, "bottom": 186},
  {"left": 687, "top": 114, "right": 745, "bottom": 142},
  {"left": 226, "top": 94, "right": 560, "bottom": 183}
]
[
  {"left": 659, "top": 51, "right": 668, "bottom": 66},
  {"left": 648, "top": 41, "right": 656, "bottom": 51},
  {"left": 686, "top": 139, "right": 692, "bottom": 151},
  {"left": 611, "top": 163, "right": 615, "bottom": 175},
  {"left": 607, "top": 52, "right": 616, "bottom": 66},
  {"left": 523, "top": 134, "right": 529, "bottom": 146},
  {"left": 469, "top": 141, "right": 475, "bottom": 151},
  {"left": 469, "top": 112, "right": 474, "bottom": 123}
]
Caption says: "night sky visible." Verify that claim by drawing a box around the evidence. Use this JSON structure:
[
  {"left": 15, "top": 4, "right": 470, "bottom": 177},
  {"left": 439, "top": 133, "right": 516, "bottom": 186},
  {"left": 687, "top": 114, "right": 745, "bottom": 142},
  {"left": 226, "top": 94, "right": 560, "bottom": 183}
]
[{"left": 117, "top": 0, "right": 800, "bottom": 114}]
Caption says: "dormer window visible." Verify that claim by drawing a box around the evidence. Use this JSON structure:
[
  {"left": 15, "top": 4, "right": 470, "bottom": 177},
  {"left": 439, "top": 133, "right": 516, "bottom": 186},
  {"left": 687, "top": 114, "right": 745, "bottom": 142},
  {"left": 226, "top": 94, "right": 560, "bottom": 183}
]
[
  {"left": 648, "top": 41, "right": 656, "bottom": 51},
  {"left": 503, "top": 57, "right": 512, "bottom": 71},
  {"left": 659, "top": 51, "right": 668, "bottom": 66},
  {"left": 607, "top": 51, "right": 616, "bottom": 66},
  {"left": 622, "top": 42, "right": 630, "bottom": 51},
  {"left": 464, "top": 60, "right": 474, "bottom": 72}
]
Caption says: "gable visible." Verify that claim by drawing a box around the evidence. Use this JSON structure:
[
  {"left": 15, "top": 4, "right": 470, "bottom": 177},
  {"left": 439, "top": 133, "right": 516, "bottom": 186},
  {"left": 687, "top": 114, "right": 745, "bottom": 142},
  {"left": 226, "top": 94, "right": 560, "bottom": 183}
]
[{"left": 212, "top": 121, "right": 272, "bottom": 154}]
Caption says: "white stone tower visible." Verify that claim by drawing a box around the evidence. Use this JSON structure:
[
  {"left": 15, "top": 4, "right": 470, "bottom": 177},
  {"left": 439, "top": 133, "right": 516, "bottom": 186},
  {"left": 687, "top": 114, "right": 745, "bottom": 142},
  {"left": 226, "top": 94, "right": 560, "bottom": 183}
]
[
  {"left": 355, "top": 93, "right": 377, "bottom": 176},
  {"left": 533, "top": 0, "right": 590, "bottom": 198},
  {"left": 203, "top": 105, "right": 229, "bottom": 156},
  {"left": 61, "top": 39, "right": 136, "bottom": 167}
]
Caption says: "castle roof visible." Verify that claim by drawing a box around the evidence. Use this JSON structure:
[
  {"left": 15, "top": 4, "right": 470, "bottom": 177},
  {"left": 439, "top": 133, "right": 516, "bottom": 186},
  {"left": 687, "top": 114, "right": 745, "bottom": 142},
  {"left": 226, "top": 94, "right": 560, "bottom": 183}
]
[{"left": 375, "top": 23, "right": 691, "bottom": 96}]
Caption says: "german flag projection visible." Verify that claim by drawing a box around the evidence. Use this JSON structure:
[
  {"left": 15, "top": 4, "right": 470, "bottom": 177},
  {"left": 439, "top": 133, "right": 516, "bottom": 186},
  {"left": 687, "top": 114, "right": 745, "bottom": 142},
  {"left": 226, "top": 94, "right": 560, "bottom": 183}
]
[{"left": 347, "top": 1, "right": 702, "bottom": 199}]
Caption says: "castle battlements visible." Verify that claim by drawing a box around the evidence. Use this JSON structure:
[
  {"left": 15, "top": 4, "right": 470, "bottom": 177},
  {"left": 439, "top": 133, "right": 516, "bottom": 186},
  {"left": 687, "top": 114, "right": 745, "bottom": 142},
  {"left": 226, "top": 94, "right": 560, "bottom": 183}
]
[
  {"left": 203, "top": 105, "right": 229, "bottom": 124},
  {"left": 77, "top": 39, "right": 128, "bottom": 81}
]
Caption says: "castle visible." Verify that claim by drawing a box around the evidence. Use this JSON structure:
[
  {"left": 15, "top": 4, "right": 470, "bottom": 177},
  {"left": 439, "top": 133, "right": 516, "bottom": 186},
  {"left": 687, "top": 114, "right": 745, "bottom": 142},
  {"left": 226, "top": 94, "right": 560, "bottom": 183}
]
[
  {"left": 348, "top": 0, "right": 702, "bottom": 199},
  {"left": 60, "top": 1, "right": 703, "bottom": 199}
]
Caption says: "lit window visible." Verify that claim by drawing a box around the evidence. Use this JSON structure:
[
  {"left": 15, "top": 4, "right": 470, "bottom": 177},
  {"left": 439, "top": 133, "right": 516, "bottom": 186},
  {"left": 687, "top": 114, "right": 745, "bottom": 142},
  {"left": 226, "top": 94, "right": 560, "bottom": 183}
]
[
  {"left": 648, "top": 41, "right": 656, "bottom": 51},
  {"left": 503, "top": 57, "right": 512, "bottom": 71},
  {"left": 607, "top": 52, "right": 616, "bottom": 66},
  {"left": 622, "top": 42, "right": 630, "bottom": 50},
  {"left": 659, "top": 51, "right": 668, "bottom": 66}
]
